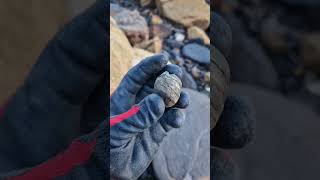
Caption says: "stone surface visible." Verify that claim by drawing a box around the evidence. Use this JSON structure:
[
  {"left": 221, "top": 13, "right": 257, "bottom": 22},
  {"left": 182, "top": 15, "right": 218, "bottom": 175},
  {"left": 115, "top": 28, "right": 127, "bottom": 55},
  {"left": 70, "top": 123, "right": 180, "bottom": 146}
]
[
  {"left": 156, "top": 0, "right": 210, "bottom": 29},
  {"left": 150, "top": 24, "right": 172, "bottom": 39},
  {"left": 135, "top": 36, "right": 163, "bottom": 53},
  {"left": 132, "top": 48, "right": 154, "bottom": 67},
  {"left": 182, "top": 43, "right": 210, "bottom": 64},
  {"left": 300, "top": 33, "right": 320, "bottom": 74},
  {"left": 111, "top": 3, "right": 149, "bottom": 45},
  {"left": 187, "top": 26, "right": 210, "bottom": 45},
  {"left": 110, "top": 19, "right": 134, "bottom": 94},
  {"left": 154, "top": 71, "right": 182, "bottom": 107},
  {"left": 229, "top": 83, "right": 320, "bottom": 180},
  {"left": 152, "top": 89, "right": 210, "bottom": 180},
  {"left": 181, "top": 68, "right": 198, "bottom": 90},
  {"left": 140, "top": 0, "right": 154, "bottom": 7},
  {"left": 174, "top": 32, "right": 185, "bottom": 42}
]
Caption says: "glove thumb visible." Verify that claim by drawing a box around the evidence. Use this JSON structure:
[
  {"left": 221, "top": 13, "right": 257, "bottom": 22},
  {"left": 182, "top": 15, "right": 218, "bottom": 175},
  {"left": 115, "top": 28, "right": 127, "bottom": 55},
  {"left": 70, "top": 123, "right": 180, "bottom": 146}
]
[{"left": 110, "top": 94, "right": 165, "bottom": 147}]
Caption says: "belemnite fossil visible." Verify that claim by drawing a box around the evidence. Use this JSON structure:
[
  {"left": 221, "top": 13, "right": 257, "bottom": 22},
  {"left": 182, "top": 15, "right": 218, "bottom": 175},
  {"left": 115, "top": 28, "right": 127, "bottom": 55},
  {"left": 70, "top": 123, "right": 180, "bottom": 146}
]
[{"left": 154, "top": 71, "right": 182, "bottom": 107}]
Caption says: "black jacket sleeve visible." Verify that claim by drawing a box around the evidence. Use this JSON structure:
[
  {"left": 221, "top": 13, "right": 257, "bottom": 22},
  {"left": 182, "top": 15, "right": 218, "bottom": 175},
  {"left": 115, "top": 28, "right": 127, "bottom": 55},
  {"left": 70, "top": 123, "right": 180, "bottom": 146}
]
[{"left": 0, "top": 0, "right": 108, "bottom": 179}]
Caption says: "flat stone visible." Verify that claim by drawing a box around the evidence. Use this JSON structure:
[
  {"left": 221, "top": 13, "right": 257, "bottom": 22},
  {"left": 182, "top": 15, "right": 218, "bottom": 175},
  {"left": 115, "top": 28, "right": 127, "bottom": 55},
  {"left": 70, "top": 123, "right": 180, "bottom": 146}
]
[
  {"left": 152, "top": 89, "right": 210, "bottom": 180},
  {"left": 182, "top": 43, "right": 210, "bottom": 64},
  {"left": 156, "top": 0, "right": 210, "bottom": 29}
]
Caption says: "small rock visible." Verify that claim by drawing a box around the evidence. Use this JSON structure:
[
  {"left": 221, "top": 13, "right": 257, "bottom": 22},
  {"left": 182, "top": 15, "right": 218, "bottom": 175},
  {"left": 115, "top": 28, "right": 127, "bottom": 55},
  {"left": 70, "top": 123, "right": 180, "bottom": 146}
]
[
  {"left": 300, "top": 33, "right": 320, "bottom": 74},
  {"left": 156, "top": 0, "right": 210, "bottom": 29},
  {"left": 181, "top": 68, "right": 198, "bottom": 90},
  {"left": 165, "top": 39, "right": 184, "bottom": 48},
  {"left": 187, "top": 26, "right": 210, "bottom": 45},
  {"left": 182, "top": 43, "right": 210, "bottom": 64},
  {"left": 150, "top": 24, "right": 172, "bottom": 39},
  {"left": 191, "top": 66, "right": 201, "bottom": 78},
  {"left": 140, "top": 0, "right": 154, "bottom": 7},
  {"left": 135, "top": 36, "right": 163, "bottom": 53},
  {"left": 175, "top": 32, "right": 185, "bottom": 42},
  {"left": 151, "top": 14, "right": 163, "bottom": 25},
  {"left": 204, "top": 72, "right": 210, "bottom": 82},
  {"left": 111, "top": 3, "right": 149, "bottom": 45}
]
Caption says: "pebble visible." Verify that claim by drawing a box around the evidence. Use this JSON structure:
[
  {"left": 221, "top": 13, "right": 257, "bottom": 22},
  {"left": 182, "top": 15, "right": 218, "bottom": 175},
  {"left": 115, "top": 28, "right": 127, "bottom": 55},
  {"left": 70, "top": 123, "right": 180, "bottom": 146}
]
[
  {"left": 182, "top": 43, "right": 210, "bottom": 64},
  {"left": 165, "top": 39, "right": 184, "bottom": 49},
  {"left": 191, "top": 66, "right": 201, "bottom": 78},
  {"left": 151, "top": 24, "right": 172, "bottom": 39},
  {"left": 175, "top": 32, "right": 185, "bottom": 42},
  {"left": 181, "top": 68, "right": 198, "bottom": 90}
]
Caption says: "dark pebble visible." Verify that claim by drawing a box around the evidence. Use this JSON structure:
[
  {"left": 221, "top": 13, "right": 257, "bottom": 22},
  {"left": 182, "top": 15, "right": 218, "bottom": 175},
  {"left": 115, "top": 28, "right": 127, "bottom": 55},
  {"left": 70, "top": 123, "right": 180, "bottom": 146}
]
[{"left": 182, "top": 43, "right": 210, "bottom": 64}]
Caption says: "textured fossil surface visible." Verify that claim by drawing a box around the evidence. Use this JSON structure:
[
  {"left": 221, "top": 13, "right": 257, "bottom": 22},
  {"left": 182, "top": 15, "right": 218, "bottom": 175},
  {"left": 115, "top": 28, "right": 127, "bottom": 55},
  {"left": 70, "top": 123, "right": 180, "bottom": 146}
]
[{"left": 154, "top": 71, "right": 182, "bottom": 107}]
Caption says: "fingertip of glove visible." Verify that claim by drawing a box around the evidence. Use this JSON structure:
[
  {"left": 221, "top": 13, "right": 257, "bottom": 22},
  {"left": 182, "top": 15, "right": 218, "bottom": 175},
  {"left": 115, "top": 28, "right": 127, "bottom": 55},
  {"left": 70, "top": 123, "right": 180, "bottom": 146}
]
[
  {"left": 143, "top": 94, "right": 166, "bottom": 117},
  {"left": 163, "top": 64, "right": 183, "bottom": 79},
  {"left": 164, "top": 109, "right": 186, "bottom": 128},
  {"left": 176, "top": 91, "right": 190, "bottom": 108}
]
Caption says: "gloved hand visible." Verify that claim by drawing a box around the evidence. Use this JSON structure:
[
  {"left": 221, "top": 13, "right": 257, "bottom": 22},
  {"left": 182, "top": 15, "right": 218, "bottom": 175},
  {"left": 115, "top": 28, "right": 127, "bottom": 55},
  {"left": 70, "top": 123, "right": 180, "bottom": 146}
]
[
  {"left": 0, "top": 1, "right": 108, "bottom": 179},
  {"left": 211, "top": 11, "right": 255, "bottom": 180},
  {"left": 110, "top": 54, "right": 190, "bottom": 180}
]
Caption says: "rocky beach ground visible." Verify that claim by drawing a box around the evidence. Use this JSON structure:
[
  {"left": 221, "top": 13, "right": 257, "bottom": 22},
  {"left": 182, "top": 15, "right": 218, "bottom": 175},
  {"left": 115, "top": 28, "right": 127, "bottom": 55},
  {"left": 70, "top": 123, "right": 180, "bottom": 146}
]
[{"left": 110, "top": 0, "right": 211, "bottom": 96}]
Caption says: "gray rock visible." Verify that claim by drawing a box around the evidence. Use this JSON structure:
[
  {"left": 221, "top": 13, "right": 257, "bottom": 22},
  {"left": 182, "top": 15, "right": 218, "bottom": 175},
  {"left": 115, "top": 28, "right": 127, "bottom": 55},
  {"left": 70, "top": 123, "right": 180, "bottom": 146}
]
[
  {"left": 229, "top": 83, "right": 320, "bottom": 180},
  {"left": 152, "top": 89, "right": 210, "bottom": 180},
  {"left": 110, "top": 3, "right": 149, "bottom": 45},
  {"left": 181, "top": 68, "right": 198, "bottom": 90},
  {"left": 182, "top": 43, "right": 210, "bottom": 64}
]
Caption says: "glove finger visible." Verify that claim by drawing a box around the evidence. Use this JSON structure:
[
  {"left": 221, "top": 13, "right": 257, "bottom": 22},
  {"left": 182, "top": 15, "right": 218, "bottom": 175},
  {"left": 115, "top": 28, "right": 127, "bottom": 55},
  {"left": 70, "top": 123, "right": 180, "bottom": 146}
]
[
  {"left": 26, "top": 1, "right": 108, "bottom": 105},
  {"left": 173, "top": 90, "right": 190, "bottom": 109},
  {"left": 115, "top": 54, "right": 168, "bottom": 97},
  {"left": 110, "top": 94, "right": 165, "bottom": 148},
  {"left": 212, "top": 96, "right": 255, "bottom": 149},
  {"left": 161, "top": 64, "right": 183, "bottom": 79},
  {"left": 145, "top": 108, "right": 186, "bottom": 146}
]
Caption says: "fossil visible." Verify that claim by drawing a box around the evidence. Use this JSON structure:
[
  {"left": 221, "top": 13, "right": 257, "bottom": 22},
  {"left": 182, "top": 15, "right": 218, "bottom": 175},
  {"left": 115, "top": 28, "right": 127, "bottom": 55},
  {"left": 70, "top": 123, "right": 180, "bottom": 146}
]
[{"left": 154, "top": 71, "right": 182, "bottom": 107}]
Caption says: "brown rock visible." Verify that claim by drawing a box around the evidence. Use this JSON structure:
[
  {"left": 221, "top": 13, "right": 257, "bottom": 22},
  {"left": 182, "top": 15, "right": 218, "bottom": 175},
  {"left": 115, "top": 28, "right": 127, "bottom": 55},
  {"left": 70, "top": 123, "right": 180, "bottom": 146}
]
[
  {"left": 187, "top": 26, "right": 210, "bottom": 44},
  {"left": 140, "top": 0, "right": 154, "bottom": 7},
  {"left": 135, "top": 36, "right": 163, "bottom": 53},
  {"left": 110, "top": 20, "right": 134, "bottom": 94},
  {"left": 150, "top": 24, "right": 172, "bottom": 39},
  {"left": 156, "top": 0, "right": 210, "bottom": 29},
  {"left": 151, "top": 14, "right": 163, "bottom": 25},
  {"left": 132, "top": 48, "right": 154, "bottom": 67},
  {"left": 300, "top": 33, "right": 320, "bottom": 74},
  {"left": 111, "top": 3, "right": 149, "bottom": 45}
]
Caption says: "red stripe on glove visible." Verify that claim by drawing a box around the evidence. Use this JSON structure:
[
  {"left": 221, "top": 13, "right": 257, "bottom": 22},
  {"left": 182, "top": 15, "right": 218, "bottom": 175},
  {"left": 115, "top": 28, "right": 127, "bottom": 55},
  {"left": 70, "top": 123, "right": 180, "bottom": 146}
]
[
  {"left": 11, "top": 139, "right": 97, "bottom": 180},
  {"left": 110, "top": 105, "right": 140, "bottom": 128}
]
